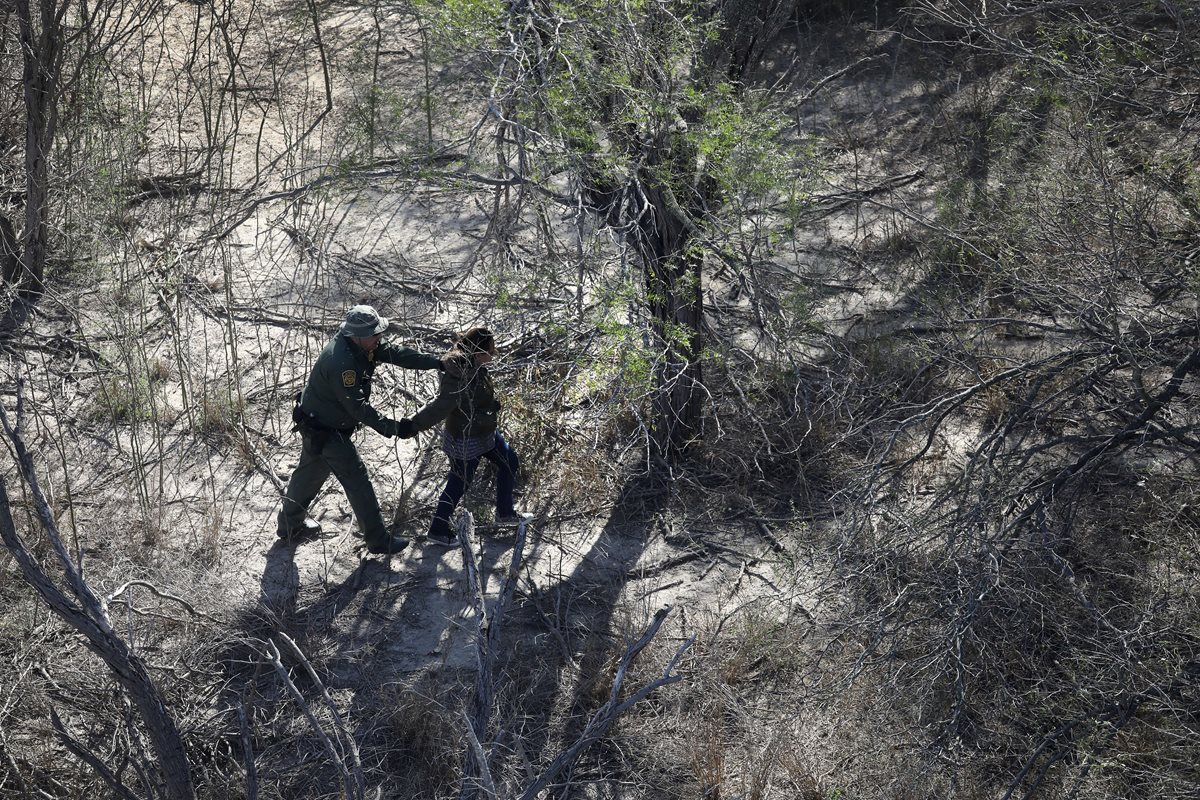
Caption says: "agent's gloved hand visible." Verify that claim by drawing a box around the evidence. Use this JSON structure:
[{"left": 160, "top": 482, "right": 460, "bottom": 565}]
[
  {"left": 395, "top": 418, "right": 416, "bottom": 439},
  {"left": 439, "top": 356, "right": 465, "bottom": 377}
]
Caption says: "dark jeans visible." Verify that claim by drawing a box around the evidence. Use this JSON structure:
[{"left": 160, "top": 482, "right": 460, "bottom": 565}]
[{"left": 429, "top": 432, "right": 519, "bottom": 538}]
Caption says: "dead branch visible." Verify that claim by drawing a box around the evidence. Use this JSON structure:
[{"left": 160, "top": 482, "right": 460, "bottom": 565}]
[
  {"left": 516, "top": 607, "right": 692, "bottom": 800},
  {"left": 105, "top": 580, "right": 217, "bottom": 622},
  {"left": 460, "top": 511, "right": 531, "bottom": 800},
  {"left": 460, "top": 709, "right": 499, "bottom": 800},
  {"left": 797, "top": 172, "right": 926, "bottom": 220},
  {"left": 49, "top": 708, "right": 140, "bottom": 800},
  {"left": 235, "top": 700, "right": 258, "bottom": 800},
  {"left": 0, "top": 723, "right": 35, "bottom": 799},
  {"left": 752, "top": 520, "right": 787, "bottom": 554},
  {"left": 263, "top": 636, "right": 362, "bottom": 800},
  {"left": 125, "top": 173, "right": 205, "bottom": 207},
  {"left": 625, "top": 549, "right": 704, "bottom": 580},
  {"left": 276, "top": 630, "right": 365, "bottom": 786},
  {"left": 0, "top": 381, "right": 194, "bottom": 800},
  {"left": 516, "top": 575, "right": 579, "bottom": 669},
  {"left": 792, "top": 54, "right": 889, "bottom": 111}
]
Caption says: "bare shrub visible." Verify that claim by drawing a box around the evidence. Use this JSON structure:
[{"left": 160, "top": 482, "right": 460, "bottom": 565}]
[
  {"left": 368, "top": 682, "right": 463, "bottom": 797},
  {"left": 804, "top": 4, "right": 1200, "bottom": 797}
]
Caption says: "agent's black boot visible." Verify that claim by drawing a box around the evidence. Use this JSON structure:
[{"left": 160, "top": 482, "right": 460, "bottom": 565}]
[
  {"left": 277, "top": 518, "right": 322, "bottom": 541},
  {"left": 366, "top": 534, "right": 409, "bottom": 555}
]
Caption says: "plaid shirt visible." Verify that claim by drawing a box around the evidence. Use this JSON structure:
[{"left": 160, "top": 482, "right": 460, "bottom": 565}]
[{"left": 441, "top": 429, "right": 496, "bottom": 461}]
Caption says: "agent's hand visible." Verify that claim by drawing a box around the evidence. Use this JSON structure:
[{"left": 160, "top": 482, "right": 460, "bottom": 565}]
[
  {"left": 381, "top": 418, "right": 410, "bottom": 438},
  {"left": 439, "top": 356, "right": 465, "bottom": 377},
  {"left": 395, "top": 418, "right": 416, "bottom": 439}
]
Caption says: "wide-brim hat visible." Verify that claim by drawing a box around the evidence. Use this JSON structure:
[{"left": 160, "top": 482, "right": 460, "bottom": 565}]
[{"left": 340, "top": 304, "right": 389, "bottom": 337}]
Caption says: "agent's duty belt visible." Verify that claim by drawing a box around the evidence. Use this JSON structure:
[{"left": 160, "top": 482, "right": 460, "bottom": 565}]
[{"left": 290, "top": 393, "right": 356, "bottom": 435}]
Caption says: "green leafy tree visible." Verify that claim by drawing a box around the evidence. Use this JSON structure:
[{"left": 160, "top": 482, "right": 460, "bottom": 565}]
[{"left": 423, "top": 0, "right": 806, "bottom": 460}]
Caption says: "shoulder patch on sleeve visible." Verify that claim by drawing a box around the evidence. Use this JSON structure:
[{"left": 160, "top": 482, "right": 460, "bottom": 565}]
[{"left": 342, "top": 370, "right": 357, "bottom": 387}]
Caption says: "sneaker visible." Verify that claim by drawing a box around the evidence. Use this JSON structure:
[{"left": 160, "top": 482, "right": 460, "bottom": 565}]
[
  {"left": 423, "top": 530, "right": 457, "bottom": 547},
  {"left": 277, "top": 518, "right": 322, "bottom": 540},
  {"left": 494, "top": 511, "right": 533, "bottom": 526},
  {"left": 365, "top": 535, "right": 409, "bottom": 555}
]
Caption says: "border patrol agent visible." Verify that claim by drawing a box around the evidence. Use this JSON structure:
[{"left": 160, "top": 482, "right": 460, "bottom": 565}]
[{"left": 276, "top": 304, "right": 448, "bottom": 554}]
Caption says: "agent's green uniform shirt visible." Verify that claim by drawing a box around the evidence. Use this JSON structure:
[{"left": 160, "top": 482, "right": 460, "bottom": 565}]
[{"left": 300, "top": 335, "right": 441, "bottom": 434}]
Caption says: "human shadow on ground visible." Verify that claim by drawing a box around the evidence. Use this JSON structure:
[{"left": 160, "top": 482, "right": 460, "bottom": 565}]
[
  {"left": 285, "top": 467, "right": 669, "bottom": 796},
  {"left": 218, "top": 535, "right": 442, "bottom": 798},
  {"left": 232, "top": 464, "right": 663, "bottom": 798},
  {"left": 488, "top": 468, "right": 666, "bottom": 794},
  {"left": 258, "top": 539, "right": 300, "bottom": 619},
  {"left": 325, "top": 526, "right": 513, "bottom": 797}
]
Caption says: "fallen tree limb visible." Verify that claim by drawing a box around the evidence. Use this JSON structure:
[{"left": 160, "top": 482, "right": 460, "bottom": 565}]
[
  {"left": 126, "top": 173, "right": 206, "bottom": 207},
  {"left": 625, "top": 549, "right": 704, "bottom": 580},
  {"left": 515, "top": 607, "right": 692, "bottom": 800},
  {"left": 264, "top": 636, "right": 362, "bottom": 800},
  {"left": 460, "top": 511, "right": 530, "bottom": 800}
]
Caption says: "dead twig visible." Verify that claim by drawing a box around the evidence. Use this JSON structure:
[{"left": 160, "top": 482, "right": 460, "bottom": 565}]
[
  {"left": 105, "top": 579, "right": 217, "bottom": 622},
  {"left": 263, "top": 636, "right": 363, "bottom": 800},
  {"left": 516, "top": 607, "right": 692, "bottom": 800},
  {"left": 49, "top": 708, "right": 140, "bottom": 800}
]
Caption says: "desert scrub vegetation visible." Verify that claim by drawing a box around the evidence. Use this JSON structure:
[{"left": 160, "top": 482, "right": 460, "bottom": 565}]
[
  {"left": 805, "top": 3, "right": 1200, "bottom": 798},
  {"left": 3, "top": 1, "right": 1200, "bottom": 799}
]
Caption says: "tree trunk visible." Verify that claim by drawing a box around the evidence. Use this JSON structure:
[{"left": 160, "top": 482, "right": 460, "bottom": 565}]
[
  {"left": 632, "top": 170, "right": 706, "bottom": 460},
  {"left": 0, "top": 397, "right": 196, "bottom": 800},
  {"left": 712, "top": 0, "right": 795, "bottom": 83},
  {"left": 15, "top": 0, "right": 63, "bottom": 296},
  {"left": 0, "top": 481, "right": 196, "bottom": 800},
  {"left": 0, "top": 213, "right": 18, "bottom": 284}
]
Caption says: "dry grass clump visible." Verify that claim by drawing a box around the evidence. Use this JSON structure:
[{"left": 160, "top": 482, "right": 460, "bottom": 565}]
[
  {"left": 362, "top": 681, "right": 463, "bottom": 797},
  {"left": 597, "top": 600, "right": 822, "bottom": 800}
]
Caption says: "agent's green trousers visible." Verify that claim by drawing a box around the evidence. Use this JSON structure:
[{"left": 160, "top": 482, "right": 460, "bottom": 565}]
[{"left": 277, "top": 431, "right": 388, "bottom": 546}]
